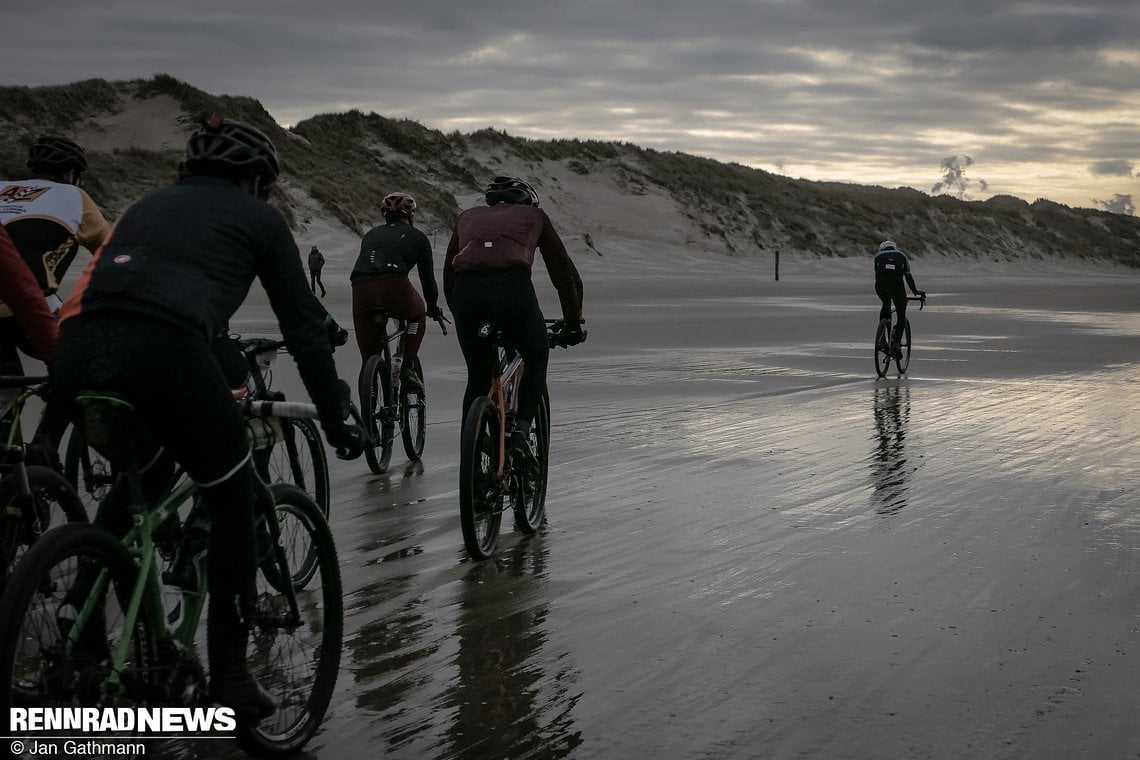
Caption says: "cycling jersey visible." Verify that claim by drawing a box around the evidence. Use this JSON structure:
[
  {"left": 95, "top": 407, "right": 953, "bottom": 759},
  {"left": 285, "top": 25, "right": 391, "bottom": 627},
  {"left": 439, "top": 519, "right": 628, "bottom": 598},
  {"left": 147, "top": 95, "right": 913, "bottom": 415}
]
[
  {"left": 874, "top": 248, "right": 911, "bottom": 279},
  {"left": 444, "top": 203, "right": 582, "bottom": 324},
  {"left": 0, "top": 178, "right": 109, "bottom": 316},
  {"left": 60, "top": 175, "right": 343, "bottom": 421},
  {"left": 351, "top": 221, "right": 439, "bottom": 306}
]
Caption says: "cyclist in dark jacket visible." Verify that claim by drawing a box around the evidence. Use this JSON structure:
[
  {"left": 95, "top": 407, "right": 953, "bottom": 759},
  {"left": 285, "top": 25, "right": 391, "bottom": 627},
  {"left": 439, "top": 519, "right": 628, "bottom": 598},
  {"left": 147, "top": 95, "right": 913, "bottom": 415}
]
[
  {"left": 55, "top": 116, "right": 364, "bottom": 722},
  {"left": 350, "top": 192, "right": 443, "bottom": 390},
  {"left": 443, "top": 176, "right": 584, "bottom": 467},
  {"left": 874, "top": 240, "right": 925, "bottom": 356}
]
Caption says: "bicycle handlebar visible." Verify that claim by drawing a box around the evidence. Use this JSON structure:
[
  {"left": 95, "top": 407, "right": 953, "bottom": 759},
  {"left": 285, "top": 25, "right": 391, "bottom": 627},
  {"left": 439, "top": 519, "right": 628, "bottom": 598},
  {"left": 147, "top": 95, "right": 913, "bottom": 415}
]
[
  {"left": 908, "top": 295, "right": 927, "bottom": 310},
  {"left": 0, "top": 375, "right": 50, "bottom": 390},
  {"left": 242, "top": 400, "right": 319, "bottom": 419}
]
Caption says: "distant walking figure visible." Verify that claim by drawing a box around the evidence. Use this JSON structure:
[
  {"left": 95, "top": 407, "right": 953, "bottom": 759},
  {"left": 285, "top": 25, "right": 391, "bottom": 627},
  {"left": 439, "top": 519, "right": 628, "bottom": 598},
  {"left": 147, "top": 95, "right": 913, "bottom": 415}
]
[{"left": 308, "top": 245, "right": 327, "bottom": 297}]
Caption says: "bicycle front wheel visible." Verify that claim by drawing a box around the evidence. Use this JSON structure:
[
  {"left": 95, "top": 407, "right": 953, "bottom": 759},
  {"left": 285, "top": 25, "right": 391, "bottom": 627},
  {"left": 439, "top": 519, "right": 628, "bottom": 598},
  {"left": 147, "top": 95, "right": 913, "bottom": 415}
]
[
  {"left": 896, "top": 319, "right": 913, "bottom": 375},
  {"left": 401, "top": 356, "right": 427, "bottom": 461},
  {"left": 0, "top": 466, "right": 88, "bottom": 585},
  {"left": 360, "top": 354, "right": 394, "bottom": 474},
  {"left": 0, "top": 523, "right": 159, "bottom": 723},
  {"left": 512, "top": 391, "right": 549, "bottom": 534},
  {"left": 874, "top": 319, "right": 892, "bottom": 378},
  {"left": 459, "top": 396, "right": 503, "bottom": 560},
  {"left": 240, "top": 483, "right": 343, "bottom": 758},
  {"left": 266, "top": 418, "right": 330, "bottom": 519}
]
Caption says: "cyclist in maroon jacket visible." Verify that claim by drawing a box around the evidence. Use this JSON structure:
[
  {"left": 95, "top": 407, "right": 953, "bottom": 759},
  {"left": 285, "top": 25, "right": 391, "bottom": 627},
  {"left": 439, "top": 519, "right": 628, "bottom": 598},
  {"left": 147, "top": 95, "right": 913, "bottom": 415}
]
[{"left": 443, "top": 176, "right": 583, "bottom": 469}]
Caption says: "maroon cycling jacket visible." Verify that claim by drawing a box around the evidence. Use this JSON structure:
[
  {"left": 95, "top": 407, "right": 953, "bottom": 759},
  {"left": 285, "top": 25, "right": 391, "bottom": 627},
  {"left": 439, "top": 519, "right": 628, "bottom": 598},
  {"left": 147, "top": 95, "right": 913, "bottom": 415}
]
[
  {"left": 443, "top": 203, "right": 582, "bottom": 323},
  {"left": 0, "top": 224, "right": 57, "bottom": 363}
]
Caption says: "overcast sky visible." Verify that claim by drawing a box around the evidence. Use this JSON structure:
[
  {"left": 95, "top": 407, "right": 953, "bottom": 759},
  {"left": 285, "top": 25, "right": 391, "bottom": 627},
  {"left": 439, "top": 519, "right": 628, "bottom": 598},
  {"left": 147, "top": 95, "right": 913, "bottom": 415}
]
[{"left": 6, "top": 0, "right": 1138, "bottom": 213}]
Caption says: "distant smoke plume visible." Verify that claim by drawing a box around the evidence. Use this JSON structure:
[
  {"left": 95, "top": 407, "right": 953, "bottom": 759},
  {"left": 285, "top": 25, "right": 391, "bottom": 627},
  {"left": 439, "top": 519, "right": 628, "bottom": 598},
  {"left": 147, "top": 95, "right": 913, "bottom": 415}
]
[
  {"left": 1088, "top": 159, "right": 1134, "bottom": 177},
  {"left": 931, "top": 155, "right": 987, "bottom": 199},
  {"left": 1093, "top": 193, "right": 1136, "bottom": 215}
]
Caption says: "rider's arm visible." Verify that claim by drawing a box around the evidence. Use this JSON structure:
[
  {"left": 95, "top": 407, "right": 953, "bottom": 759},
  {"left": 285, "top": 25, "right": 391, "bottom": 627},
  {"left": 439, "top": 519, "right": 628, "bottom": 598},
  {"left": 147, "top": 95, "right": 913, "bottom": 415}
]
[
  {"left": 257, "top": 219, "right": 346, "bottom": 425},
  {"left": 905, "top": 272, "right": 919, "bottom": 294},
  {"left": 415, "top": 232, "right": 441, "bottom": 311},
  {"left": 442, "top": 228, "right": 460, "bottom": 310},
  {"left": 76, "top": 189, "right": 111, "bottom": 252},
  {"left": 535, "top": 216, "right": 583, "bottom": 323},
  {"left": 0, "top": 225, "right": 57, "bottom": 363}
]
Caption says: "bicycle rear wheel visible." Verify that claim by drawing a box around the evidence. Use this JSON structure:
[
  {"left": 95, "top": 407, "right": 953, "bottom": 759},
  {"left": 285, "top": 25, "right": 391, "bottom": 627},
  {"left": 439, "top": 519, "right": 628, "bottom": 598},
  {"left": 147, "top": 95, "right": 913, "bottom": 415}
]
[
  {"left": 240, "top": 483, "right": 343, "bottom": 758},
  {"left": 401, "top": 356, "right": 427, "bottom": 461},
  {"left": 0, "top": 466, "right": 88, "bottom": 585},
  {"left": 265, "top": 418, "right": 330, "bottom": 519},
  {"left": 360, "top": 354, "right": 394, "bottom": 474},
  {"left": 0, "top": 523, "right": 159, "bottom": 721},
  {"left": 64, "top": 427, "right": 116, "bottom": 512},
  {"left": 459, "top": 396, "right": 503, "bottom": 560},
  {"left": 896, "top": 319, "right": 912, "bottom": 375},
  {"left": 512, "top": 391, "right": 549, "bottom": 534},
  {"left": 874, "top": 319, "right": 892, "bottom": 378}
]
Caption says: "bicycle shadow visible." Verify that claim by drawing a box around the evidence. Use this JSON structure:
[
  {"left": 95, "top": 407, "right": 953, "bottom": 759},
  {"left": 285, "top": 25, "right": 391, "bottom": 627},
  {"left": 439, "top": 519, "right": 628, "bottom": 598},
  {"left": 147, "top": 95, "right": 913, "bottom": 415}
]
[{"left": 869, "top": 383, "right": 916, "bottom": 516}]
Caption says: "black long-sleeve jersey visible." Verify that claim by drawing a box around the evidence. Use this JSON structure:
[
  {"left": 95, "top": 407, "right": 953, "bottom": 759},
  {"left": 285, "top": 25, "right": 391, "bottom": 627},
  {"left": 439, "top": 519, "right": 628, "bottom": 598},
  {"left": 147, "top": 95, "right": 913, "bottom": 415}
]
[{"left": 61, "top": 175, "right": 343, "bottom": 419}]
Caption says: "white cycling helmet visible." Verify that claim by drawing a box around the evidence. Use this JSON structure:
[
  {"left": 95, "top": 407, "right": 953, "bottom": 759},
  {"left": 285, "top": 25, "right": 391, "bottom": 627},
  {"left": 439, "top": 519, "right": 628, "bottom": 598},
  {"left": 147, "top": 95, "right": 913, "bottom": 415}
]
[{"left": 878, "top": 240, "right": 898, "bottom": 252}]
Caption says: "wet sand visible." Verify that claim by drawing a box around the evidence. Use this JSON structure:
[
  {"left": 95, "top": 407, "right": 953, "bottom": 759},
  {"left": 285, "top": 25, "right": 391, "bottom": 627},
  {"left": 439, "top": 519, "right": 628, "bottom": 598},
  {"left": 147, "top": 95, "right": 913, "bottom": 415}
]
[{"left": 205, "top": 248, "right": 1138, "bottom": 760}]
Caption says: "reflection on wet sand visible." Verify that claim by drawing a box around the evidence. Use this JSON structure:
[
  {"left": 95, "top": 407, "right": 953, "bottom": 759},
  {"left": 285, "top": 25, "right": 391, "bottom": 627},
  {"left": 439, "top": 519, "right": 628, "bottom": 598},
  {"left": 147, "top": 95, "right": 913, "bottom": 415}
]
[
  {"left": 869, "top": 384, "right": 915, "bottom": 515},
  {"left": 443, "top": 540, "right": 582, "bottom": 760}
]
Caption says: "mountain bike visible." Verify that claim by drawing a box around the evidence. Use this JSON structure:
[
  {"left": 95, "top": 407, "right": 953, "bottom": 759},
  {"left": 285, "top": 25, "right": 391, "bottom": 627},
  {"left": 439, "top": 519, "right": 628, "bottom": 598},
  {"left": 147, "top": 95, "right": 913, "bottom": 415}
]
[
  {"left": 358, "top": 309, "right": 447, "bottom": 474},
  {"left": 0, "top": 395, "right": 343, "bottom": 758},
  {"left": 0, "top": 376, "right": 86, "bottom": 585},
  {"left": 458, "top": 319, "right": 585, "bottom": 560},
  {"left": 64, "top": 335, "right": 331, "bottom": 519},
  {"left": 874, "top": 295, "right": 925, "bottom": 378}
]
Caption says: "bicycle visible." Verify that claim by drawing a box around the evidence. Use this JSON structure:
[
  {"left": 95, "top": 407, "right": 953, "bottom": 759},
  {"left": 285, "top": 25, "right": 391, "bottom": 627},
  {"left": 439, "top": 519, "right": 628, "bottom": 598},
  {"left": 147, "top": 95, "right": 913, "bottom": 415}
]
[
  {"left": 458, "top": 319, "right": 585, "bottom": 560},
  {"left": 0, "top": 394, "right": 343, "bottom": 758},
  {"left": 0, "top": 376, "right": 86, "bottom": 585},
  {"left": 875, "top": 295, "right": 925, "bottom": 378},
  {"left": 358, "top": 309, "right": 448, "bottom": 474},
  {"left": 64, "top": 335, "right": 331, "bottom": 520}
]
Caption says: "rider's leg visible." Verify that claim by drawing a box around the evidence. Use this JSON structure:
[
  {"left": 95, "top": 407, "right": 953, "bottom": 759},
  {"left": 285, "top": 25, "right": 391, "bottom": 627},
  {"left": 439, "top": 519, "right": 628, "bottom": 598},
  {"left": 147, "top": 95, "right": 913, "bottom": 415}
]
[
  {"left": 350, "top": 280, "right": 385, "bottom": 363},
  {"left": 891, "top": 290, "right": 908, "bottom": 346}
]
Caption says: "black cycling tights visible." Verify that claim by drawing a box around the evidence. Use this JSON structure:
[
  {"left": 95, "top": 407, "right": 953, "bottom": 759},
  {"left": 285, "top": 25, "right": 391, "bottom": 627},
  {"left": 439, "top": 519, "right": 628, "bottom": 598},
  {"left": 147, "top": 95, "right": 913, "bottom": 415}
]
[
  {"left": 451, "top": 270, "right": 549, "bottom": 425},
  {"left": 876, "top": 279, "right": 908, "bottom": 342},
  {"left": 53, "top": 313, "right": 257, "bottom": 602}
]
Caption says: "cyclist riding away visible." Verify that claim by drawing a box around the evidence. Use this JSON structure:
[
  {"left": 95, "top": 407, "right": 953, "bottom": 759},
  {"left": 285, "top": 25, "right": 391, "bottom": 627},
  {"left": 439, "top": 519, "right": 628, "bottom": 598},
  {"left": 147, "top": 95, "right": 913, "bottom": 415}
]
[
  {"left": 350, "top": 191, "right": 444, "bottom": 391},
  {"left": 54, "top": 115, "right": 364, "bottom": 722},
  {"left": 443, "top": 176, "right": 584, "bottom": 470},
  {"left": 874, "top": 240, "right": 925, "bottom": 358},
  {"left": 0, "top": 136, "right": 110, "bottom": 461},
  {"left": 0, "top": 135, "right": 109, "bottom": 376}
]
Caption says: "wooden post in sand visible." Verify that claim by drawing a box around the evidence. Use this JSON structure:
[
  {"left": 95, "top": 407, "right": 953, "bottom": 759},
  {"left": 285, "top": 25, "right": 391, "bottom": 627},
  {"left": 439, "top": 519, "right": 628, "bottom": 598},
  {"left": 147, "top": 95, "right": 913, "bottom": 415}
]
[{"left": 775, "top": 249, "right": 780, "bottom": 281}]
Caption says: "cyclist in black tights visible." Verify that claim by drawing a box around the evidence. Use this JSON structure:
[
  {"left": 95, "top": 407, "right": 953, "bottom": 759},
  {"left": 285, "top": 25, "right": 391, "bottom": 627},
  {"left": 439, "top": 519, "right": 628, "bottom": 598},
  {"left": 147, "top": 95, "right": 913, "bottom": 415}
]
[
  {"left": 443, "top": 176, "right": 583, "bottom": 469},
  {"left": 874, "top": 240, "right": 926, "bottom": 357},
  {"left": 54, "top": 116, "right": 364, "bottom": 723}
]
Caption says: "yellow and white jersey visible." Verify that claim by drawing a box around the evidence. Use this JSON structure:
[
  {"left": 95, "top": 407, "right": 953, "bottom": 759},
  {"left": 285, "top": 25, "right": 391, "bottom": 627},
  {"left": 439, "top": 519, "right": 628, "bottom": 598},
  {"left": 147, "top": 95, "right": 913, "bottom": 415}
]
[{"left": 0, "top": 179, "right": 109, "bottom": 316}]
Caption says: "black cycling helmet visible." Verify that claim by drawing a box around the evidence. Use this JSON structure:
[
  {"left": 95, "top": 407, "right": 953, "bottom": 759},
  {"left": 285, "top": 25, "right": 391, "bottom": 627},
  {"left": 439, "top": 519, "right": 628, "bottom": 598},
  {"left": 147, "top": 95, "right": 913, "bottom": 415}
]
[
  {"left": 382, "top": 191, "right": 417, "bottom": 219},
  {"left": 485, "top": 176, "right": 540, "bottom": 206},
  {"left": 183, "top": 114, "right": 279, "bottom": 182},
  {"left": 26, "top": 135, "right": 88, "bottom": 173}
]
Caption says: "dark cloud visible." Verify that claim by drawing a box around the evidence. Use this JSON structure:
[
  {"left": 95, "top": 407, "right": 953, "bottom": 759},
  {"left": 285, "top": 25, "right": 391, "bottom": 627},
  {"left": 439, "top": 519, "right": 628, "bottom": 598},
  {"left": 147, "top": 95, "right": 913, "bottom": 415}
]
[
  {"left": 4, "top": 0, "right": 1139, "bottom": 210},
  {"left": 1089, "top": 160, "right": 1134, "bottom": 177}
]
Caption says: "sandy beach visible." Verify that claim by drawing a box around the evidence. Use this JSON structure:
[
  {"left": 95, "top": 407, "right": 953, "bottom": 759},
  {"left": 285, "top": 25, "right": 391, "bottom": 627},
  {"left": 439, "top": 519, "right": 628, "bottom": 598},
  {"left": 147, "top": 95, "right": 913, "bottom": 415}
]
[{"left": 160, "top": 234, "right": 1140, "bottom": 760}]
